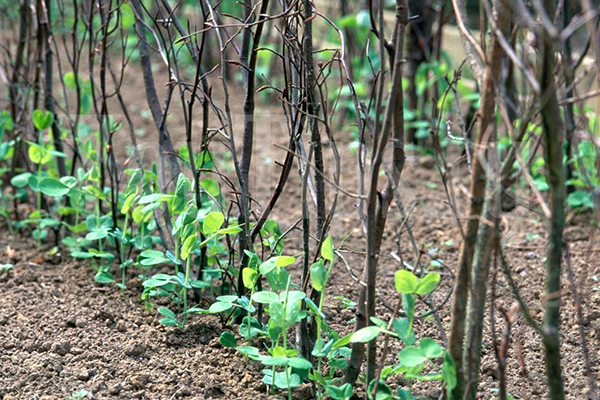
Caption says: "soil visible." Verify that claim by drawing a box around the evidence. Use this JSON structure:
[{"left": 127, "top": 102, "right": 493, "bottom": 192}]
[{"left": 1, "top": 61, "right": 600, "bottom": 400}]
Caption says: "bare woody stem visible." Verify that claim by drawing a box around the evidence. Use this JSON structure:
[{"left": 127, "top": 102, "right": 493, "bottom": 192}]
[
  {"left": 447, "top": 0, "right": 511, "bottom": 397},
  {"left": 345, "top": 0, "right": 408, "bottom": 387},
  {"left": 130, "top": 0, "right": 180, "bottom": 186},
  {"left": 237, "top": 0, "right": 271, "bottom": 298},
  {"left": 538, "top": 1, "right": 566, "bottom": 398}
]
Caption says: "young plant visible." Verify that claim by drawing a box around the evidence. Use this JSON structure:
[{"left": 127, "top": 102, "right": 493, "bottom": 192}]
[
  {"left": 218, "top": 262, "right": 311, "bottom": 400},
  {"left": 215, "top": 237, "right": 354, "bottom": 399},
  {"left": 113, "top": 168, "right": 143, "bottom": 289},
  {"left": 143, "top": 197, "right": 240, "bottom": 329},
  {"left": 337, "top": 269, "right": 455, "bottom": 399},
  {"left": 10, "top": 111, "right": 71, "bottom": 247}
]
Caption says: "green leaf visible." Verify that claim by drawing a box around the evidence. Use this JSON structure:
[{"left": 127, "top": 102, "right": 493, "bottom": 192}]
[
  {"left": 64, "top": 221, "right": 87, "bottom": 234},
  {"left": 139, "top": 193, "right": 167, "bottom": 204},
  {"left": 310, "top": 261, "right": 327, "bottom": 291},
  {"left": 181, "top": 221, "right": 197, "bottom": 241},
  {"left": 259, "top": 255, "right": 295, "bottom": 275},
  {"left": 367, "top": 380, "right": 393, "bottom": 400},
  {"left": 392, "top": 317, "right": 415, "bottom": 345},
  {"left": 139, "top": 255, "right": 170, "bottom": 266},
  {"left": 85, "top": 185, "right": 106, "bottom": 201},
  {"left": 273, "top": 371, "right": 300, "bottom": 389},
  {"left": 0, "top": 110, "right": 14, "bottom": 133},
  {"left": 125, "top": 169, "right": 142, "bottom": 196},
  {"left": 281, "top": 290, "right": 306, "bottom": 303},
  {"left": 276, "top": 255, "right": 296, "bottom": 267},
  {"left": 349, "top": 326, "right": 381, "bottom": 343},
  {"left": 236, "top": 345, "right": 260, "bottom": 358},
  {"left": 189, "top": 280, "right": 210, "bottom": 289},
  {"left": 159, "top": 318, "right": 178, "bottom": 327},
  {"left": 32, "top": 109, "right": 54, "bottom": 130},
  {"left": 132, "top": 205, "right": 152, "bottom": 224},
  {"left": 327, "top": 383, "right": 353, "bottom": 400},
  {"left": 140, "top": 202, "right": 161, "bottom": 215},
  {"left": 395, "top": 270, "right": 418, "bottom": 294},
  {"left": 217, "top": 225, "right": 242, "bottom": 235},
  {"left": 370, "top": 317, "right": 387, "bottom": 328},
  {"left": 94, "top": 270, "right": 114, "bottom": 284},
  {"left": 567, "top": 190, "right": 593, "bottom": 209},
  {"left": 419, "top": 337, "right": 442, "bottom": 358},
  {"left": 28, "top": 144, "right": 51, "bottom": 164},
  {"left": 251, "top": 291, "right": 280, "bottom": 304},
  {"left": 209, "top": 301, "right": 234, "bottom": 314},
  {"left": 158, "top": 307, "right": 176, "bottom": 319},
  {"left": 321, "top": 235, "right": 334, "bottom": 261},
  {"left": 172, "top": 173, "right": 191, "bottom": 214},
  {"left": 143, "top": 274, "right": 175, "bottom": 287},
  {"left": 415, "top": 273, "right": 441, "bottom": 295},
  {"left": 88, "top": 249, "right": 114, "bottom": 259},
  {"left": 39, "top": 178, "right": 70, "bottom": 197},
  {"left": 399, "top": 346, "right": 427, "bottom": 367},
  {"left": 216, "top": 295, "right": 238, "bottom": 303},
  {"left": 402, "top": 293, "right": 415, "bottom": 321},
  {"left": 305, "top": 297, "right": 325, "bottom": 321},
  {"left": 63, "top": 72, "right": 78, "bottom": 90},
  {"left": 261, "top": 356, "right": 289, "bottom": 366},
  {"left": 60, "top": 176, "right": 78, "bottom": 188},
  {"left": 288, "top": 357, "right": 312, "bottom": 370},
  {"left": 200, "top": 178, "right": 220, "bottom": 197},
  {"left": 242, "top": 268, "right": 258, "bottom": 289},
  {"left": 71, "top": 251, "right": 95, "bottom": 259},
  {"left": 10, "top": 172, "right": 32, "bottom": 188},
  {"left": 396, "top": 388, "right": 415, "bottom": 400},
  {"left": 121, "top": 192, "right": 137, "bottom": 214},
  {"left": 258, "top": 258, "right": 277, "bottom": 275},
  {"left": 442, "top": 351, "right": 457, "bottom": 390},
  {"left": 28, "top": 174, "right": 40, "bottom": 191},
  {"left": 202, "top": 211, "right": 224, "bottom": 234},
  {"left": 86, "top": 229, "right": 109, "bottom": 241},
  {"left": 88, "top": 164, "right": 100, "bottom": 181},
  {"left": 180, "top": 234, "right": 198, "bottom": 260},
  {"left": 219, "top": 331, "right": 237, "bottom": 347},
  {"left": 332, "top": 333, "right": 352, "bottom": 350}
]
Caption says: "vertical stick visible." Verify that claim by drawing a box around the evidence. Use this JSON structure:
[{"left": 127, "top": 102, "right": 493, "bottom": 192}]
[
  {"left": 538, "top": 2, "right": 566, "bottom": 397},
  {"left": 447, "top": 1, "right": 511, "bottom": 396},
  {"left": 42, "top": 0, "right": 67, "bottom": 178},
  {"left": 345, "top": 0, "right": 408, "bottom": 387}
]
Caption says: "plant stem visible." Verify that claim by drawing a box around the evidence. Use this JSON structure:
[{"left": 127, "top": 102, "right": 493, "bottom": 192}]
[
  {"left": 538, "top": 1, "right": 566, "bottom": 397},
  {"left": 183, "top": 256, "right": 191, "bottom": 327},
  {"left": 315, "top": 259, "right": 334, "bottom": 379},
  {"left": 247, "top": 289, "right": 254, "bottom": 340},
  {"left": 120, "top": 213, "right": 129, "bottom": 289},
  {"left": 36, "top": 163, "right": 42, "bottom": 249},
  {"left": 173, "top": 236, "right": 179, "bottom": 274}
]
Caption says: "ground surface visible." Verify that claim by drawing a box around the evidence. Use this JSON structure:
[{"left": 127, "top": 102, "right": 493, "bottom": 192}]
[{"left": 1, "top": 63, "right": 600, "bottom": 399}]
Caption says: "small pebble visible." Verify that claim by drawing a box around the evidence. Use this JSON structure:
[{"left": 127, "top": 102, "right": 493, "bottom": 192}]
[
  {"left": 76, "top": 368, "right": 90, "bottom": 381},
  {"left": 419, "top": 156, "right": 436, "bottom": 169},
  {"left": 108, "top": 384, "right": 122, "bottom": 395},
  {"left": 52, "top": 341, "right": 70, "bottom": 356},
  {"left": 125, "top": 343, "right": 146, "bottom": 357},
  {"left": 76, "top": 319, "right": 87, "bottom": 328},
  {"left": 116, "top": 321, "right": 127, "bottom": 333}
]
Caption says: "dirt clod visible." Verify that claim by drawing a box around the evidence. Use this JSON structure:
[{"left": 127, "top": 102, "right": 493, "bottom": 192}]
[
  {"left": 126, "top": 343, "right": 146, "bottom": 357},
  {"left": 130, "top": 373, "right": 151, "bottom": 389},
  {"left": 204, "top": 385, "right": 225, "bottom": 398},
  {"left": 108, "top": 383, "right": 123, "bottom": 395},
  {"left": 52, "top": 341, "right": 70, "bottom": 356},
  {"left": 419, "top": 155, "right": 436, "bottom": 169}
]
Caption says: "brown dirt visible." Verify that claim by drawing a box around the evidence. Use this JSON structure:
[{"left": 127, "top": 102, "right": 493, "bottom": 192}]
[{"left": 1, "top": 61, "right": 600, "bottom": 400}]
